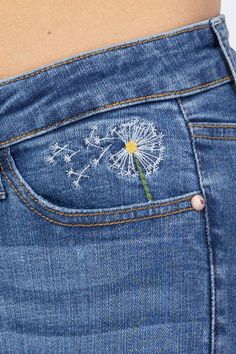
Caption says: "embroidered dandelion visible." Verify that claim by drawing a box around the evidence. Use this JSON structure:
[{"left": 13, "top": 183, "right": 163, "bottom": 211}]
[
  {"left": 109, "top": 121, "right": 165, "bottom": 200},
  {"left": 44, "top": 119, "right": 165, "bottom": 196}
]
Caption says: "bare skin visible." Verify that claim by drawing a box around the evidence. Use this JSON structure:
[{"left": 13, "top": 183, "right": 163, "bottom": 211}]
[{"left": 0, "top": 0, "right": 221, "bottom": 79}]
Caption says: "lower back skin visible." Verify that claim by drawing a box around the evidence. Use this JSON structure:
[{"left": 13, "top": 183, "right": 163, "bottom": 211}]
[{"left": 0, "top": 0, "right": 221, "bottom": 79}]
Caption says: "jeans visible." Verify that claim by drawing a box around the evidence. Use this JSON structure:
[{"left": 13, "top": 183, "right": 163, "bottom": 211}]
[{"left": 0, "top": 14, "right": 235, "bottom": 354}]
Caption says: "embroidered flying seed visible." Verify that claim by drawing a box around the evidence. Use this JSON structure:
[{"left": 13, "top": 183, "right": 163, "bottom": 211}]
[
  {"left": 84, "top": 125, "right": 102, "bottom": 149},
  {"left": 66, "top": 165, "right": 91, "bottom": 189},
  {"left": 45, "top": 143, "right": 72, "bottom": 164},
  {"left": 63, "top": 149, "right": 81, "bottom": 163},
  {"left": 92, "top": 144, "right": 112, "bottom": 167},
  {"left": 84, "top": 125, "right": 114, "bottom": 150}
]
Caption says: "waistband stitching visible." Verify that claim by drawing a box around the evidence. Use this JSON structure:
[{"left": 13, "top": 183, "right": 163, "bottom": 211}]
[{"left": 0, "top": 75, "right": 232, "bottom": 148}]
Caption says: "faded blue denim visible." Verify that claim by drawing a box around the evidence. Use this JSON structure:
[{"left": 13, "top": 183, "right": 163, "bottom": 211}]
[{"left": 0, "top": 14, "right": 235, "bottom": 354}]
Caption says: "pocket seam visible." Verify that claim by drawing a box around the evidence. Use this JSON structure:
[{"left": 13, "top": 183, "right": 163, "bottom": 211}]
[
  {"left": 192, "top": 135, "right": 236, "bottom": 140},
  {"left": 0, "top": 164, "right": 195, "bottom": 227},
  {"left": 3, "top": 152, "right": 194, "bottom": 218},
  {"left": 189, "top": 123, "right": 236, "bottom": 129},
  {"left": 189, "top": 122, "right": 236, "bottom": 141}
]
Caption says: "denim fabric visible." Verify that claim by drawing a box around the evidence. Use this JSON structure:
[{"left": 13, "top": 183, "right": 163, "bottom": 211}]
[{"left": 0, "top": 14, "right": 235, "bottom": 354}]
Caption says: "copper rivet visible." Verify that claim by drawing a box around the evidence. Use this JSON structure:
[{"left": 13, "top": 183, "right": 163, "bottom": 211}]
[{"left": 191, "top": 194, "right": 205, "bottom": 211}]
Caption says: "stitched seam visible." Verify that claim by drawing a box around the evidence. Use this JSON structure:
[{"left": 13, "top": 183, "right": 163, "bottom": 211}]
[
  {"left": 211, "top": 20, "right": 236, "bottom": 87},
  {"left": 0, "top": 76, "right": 232, "bottom": 148},
  {"left": 0, "top": 24, "right": 211, "bottom": 88},
  {"left": 189, "top": 123, "right": 236, "bottom": 129},
  {"left": 178, "top": 97, "right": 216, "bottom": 354},
  {"left": 0, "top": 165, "right": 194, "bottom": 227},
  {"left": 192, "top": 135, "right": 236, "bottom": 140},
  {"left": 3, "top": 156, "right": 192, "bottom": 217}
]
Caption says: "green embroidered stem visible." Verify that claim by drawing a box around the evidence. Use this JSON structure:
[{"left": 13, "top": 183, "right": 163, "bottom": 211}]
[{"left": 134, "top": 155, "right": 153, "bottom": 201}]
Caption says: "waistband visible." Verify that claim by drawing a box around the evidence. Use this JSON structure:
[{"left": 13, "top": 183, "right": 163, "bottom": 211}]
[{"left": 0, "top": 14, "right": 235, "bottom": 149}]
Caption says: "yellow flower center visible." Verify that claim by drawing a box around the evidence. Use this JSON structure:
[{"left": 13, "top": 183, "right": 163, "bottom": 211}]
[{"left": 125, "top": 141, "right": 138, "bottom": 154}]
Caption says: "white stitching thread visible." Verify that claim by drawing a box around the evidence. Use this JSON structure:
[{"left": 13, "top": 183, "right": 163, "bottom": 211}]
[
  {"left": 66, "top": 164, "right": 91, "bottom": 188},
  {"left": 45, "top": 143, "right": 74, "bottom": 164},
  {"left": 84, "top": 124, "right": 114, "bottom": 168},
  {"left": 45, "top": 119, "right": 165, "bottom": 193},
  {"left": 45, "top": 143, "right": 87, "bottom": 188},
  {"left": 109, "top": 121, "right": 165, "bottom": 177},
  {"left": 63, "top": 149, "right": 81, "bottom": 163}
]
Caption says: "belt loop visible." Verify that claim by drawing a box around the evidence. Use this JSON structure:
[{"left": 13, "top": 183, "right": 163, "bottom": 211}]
[{"left": 210, "top": 15, "right": 236, "bottom": 84}]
